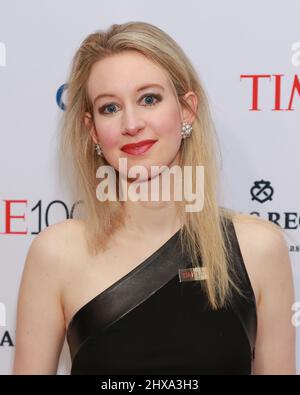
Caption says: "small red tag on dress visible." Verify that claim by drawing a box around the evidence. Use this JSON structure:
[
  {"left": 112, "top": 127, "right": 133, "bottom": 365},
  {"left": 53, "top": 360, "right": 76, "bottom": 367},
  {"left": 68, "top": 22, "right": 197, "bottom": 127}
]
[{"left": 178, "top": 267, "right": 208, "bottom": 282}]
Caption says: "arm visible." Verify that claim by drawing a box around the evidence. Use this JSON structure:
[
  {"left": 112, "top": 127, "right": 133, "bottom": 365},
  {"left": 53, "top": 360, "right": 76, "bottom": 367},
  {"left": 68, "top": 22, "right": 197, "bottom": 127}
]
[
  {"left": 234, "top": 215, "right": 296, "bottom": 374},
  {"left": 252, "top": 227, "right": 296, "bottom": 374},
  {"left": 13, "top": 226, "right": 67, "bottom": 374}
]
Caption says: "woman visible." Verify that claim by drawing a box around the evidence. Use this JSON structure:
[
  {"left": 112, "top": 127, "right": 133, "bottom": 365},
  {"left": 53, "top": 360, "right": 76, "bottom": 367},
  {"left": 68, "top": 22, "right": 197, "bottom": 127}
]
[{"left": 13, "top": 21, "right": 295, "bottom": 374}]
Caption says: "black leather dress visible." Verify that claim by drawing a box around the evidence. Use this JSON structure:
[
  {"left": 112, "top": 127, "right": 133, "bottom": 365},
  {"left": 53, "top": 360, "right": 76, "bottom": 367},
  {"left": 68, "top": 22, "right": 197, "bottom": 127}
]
[{"left": 66, "top": 217, "right": 257, "bottom": 374}]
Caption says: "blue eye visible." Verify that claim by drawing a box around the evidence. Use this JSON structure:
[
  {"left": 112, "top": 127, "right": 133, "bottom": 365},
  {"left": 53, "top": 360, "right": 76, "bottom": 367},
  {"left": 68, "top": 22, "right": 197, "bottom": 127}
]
[
  {"left": 142, "top": 94, "right": 159, "bottom": 106},
  {"left": 104, "top": 104, "right": 118, "bottom": 114},
  {"left": 99, "top": 93, "right": 162, "bottom": 115}
]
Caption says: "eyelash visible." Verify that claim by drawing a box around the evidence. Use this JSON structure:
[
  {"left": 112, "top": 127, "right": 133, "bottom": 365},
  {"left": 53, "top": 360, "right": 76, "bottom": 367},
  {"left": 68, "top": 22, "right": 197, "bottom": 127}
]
[{"left": 98, "top": 93, "right": 162, "bottom": 115}]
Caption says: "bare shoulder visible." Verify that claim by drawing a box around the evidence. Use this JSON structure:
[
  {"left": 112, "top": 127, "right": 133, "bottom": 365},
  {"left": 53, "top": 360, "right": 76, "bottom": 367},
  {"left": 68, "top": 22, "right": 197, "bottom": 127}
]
[
  {"left": 23, "top": 218, "right": 90, "bottom": 298},
  {"left": 30, "top": 218, "right": 85, "bottom": 248},
  {"left": 27, "top": 218, "right": 86, "bottom": 266},
  {"left": 19, "top": 219, "right": 87, "bottom": 307},
  {"left": 232, "top": 213, "right": 289, "bottom": 254},
  {"left": 231, "top": 213, "right": 293, "bottom": 305},
  {"left": 232, "top": 213, "right": 291, "bottom": 269}
]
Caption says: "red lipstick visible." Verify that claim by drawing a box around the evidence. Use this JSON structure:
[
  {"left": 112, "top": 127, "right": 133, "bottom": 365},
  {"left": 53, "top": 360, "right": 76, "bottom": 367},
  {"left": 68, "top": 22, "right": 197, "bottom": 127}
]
[{"left": 121, "top": 139, "right": 157, "bottom": 156}]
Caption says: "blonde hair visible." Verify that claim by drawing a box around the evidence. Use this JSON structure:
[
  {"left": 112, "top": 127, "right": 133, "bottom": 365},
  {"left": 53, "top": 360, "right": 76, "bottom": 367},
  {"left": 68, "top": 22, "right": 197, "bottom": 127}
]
[{"left": 59, "top": 21, "right": 253, "bottom": 309}]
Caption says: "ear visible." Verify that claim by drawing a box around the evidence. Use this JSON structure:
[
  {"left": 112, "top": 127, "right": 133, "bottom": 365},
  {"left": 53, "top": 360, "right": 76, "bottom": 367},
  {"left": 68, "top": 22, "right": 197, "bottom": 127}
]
[
  {"left": 181, "top": 91, "right": 198, "bottom": 124},
  {"left": 84, "top": 112, "right": 98, "bottom": 145}
]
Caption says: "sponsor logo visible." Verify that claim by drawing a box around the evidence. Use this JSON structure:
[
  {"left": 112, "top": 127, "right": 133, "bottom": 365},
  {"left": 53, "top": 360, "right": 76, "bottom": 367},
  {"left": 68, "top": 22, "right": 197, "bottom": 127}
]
[
  {"left": 250, "top": 180, "right": 299, "bottom": 230},
  {"left": 241, "top": 42, "right": 300, "bottom": 111},
  {"left": 251, "top": 180, "right": 274, "bottom": 203},
  {"left": 0, "top": 199, "right": 83, "bottom": 235},
  {"left": 56, "top": 83, "right": 68, "bottom": 110}
]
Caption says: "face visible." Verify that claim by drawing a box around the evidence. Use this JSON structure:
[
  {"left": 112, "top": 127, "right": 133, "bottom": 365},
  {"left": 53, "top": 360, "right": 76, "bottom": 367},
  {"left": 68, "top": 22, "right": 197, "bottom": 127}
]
[{"left": 85, "top": 51, "right": 196, "bottom": 182}]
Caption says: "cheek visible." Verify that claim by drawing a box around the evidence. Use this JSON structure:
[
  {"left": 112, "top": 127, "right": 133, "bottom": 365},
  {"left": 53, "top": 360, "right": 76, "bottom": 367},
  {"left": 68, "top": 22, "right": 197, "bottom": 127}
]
[
  {"left": 95, "top": 125, "right": 119, "bottom": 149},
  {"left": 155, "top": 106, "right": 181, "bottom": 138}
]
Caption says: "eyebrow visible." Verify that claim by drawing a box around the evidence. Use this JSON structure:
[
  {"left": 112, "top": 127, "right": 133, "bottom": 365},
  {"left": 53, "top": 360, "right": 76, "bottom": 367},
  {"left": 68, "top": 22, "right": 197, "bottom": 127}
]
[{"left": 93, "top": 83, "right": 165, "bottom": 104}]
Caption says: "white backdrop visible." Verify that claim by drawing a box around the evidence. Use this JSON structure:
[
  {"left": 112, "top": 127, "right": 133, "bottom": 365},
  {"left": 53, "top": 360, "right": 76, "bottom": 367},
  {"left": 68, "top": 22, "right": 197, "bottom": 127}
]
[{"left": 0, "top": 0, "right": 299, "bottom": 374}]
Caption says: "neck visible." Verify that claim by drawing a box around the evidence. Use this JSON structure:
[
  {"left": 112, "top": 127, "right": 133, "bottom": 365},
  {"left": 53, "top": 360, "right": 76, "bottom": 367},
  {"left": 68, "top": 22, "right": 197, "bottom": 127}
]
[{"left": 120, "top": 166, "right": 182, "bottom": 236}]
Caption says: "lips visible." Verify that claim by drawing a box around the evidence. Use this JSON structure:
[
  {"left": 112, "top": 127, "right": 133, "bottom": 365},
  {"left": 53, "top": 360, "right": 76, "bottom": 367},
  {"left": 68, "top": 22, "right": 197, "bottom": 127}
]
[{"left": 121, "top": 139, "right": 157, "bottom": 155}]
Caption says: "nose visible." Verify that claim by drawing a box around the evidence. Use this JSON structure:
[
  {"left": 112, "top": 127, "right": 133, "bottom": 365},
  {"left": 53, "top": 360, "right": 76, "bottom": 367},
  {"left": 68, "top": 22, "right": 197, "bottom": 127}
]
[
  {"left": 123, "top": 125, "right": 143, "bottom": 136},
  {"left": 121, "top": 105, "right": 145, "bottom": 136}
]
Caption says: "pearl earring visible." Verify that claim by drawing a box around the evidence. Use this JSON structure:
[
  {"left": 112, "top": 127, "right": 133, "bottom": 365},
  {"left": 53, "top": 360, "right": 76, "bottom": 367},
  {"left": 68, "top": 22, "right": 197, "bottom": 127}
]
[{"left": 181, "top": 121, "right": 193, "bottom": 139}]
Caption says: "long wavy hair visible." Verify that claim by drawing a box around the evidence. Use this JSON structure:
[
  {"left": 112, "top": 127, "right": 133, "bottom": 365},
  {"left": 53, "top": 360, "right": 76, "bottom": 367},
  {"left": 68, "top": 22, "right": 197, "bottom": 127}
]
[{"left": 59, "top": 21, "right": 247, "bottom": 309}]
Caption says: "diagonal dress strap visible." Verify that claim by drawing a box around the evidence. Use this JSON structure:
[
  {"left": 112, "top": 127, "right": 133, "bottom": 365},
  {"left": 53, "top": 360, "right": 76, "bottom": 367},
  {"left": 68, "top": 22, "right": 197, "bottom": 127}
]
[{"left": 67, "top": 228, "right": 188, "bottom": 361}]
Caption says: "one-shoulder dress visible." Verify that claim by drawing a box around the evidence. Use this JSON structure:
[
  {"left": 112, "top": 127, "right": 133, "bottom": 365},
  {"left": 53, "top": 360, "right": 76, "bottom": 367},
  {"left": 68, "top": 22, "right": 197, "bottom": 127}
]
[{"left": 66, "top": 217, "right": 257, "bottom": 374}]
